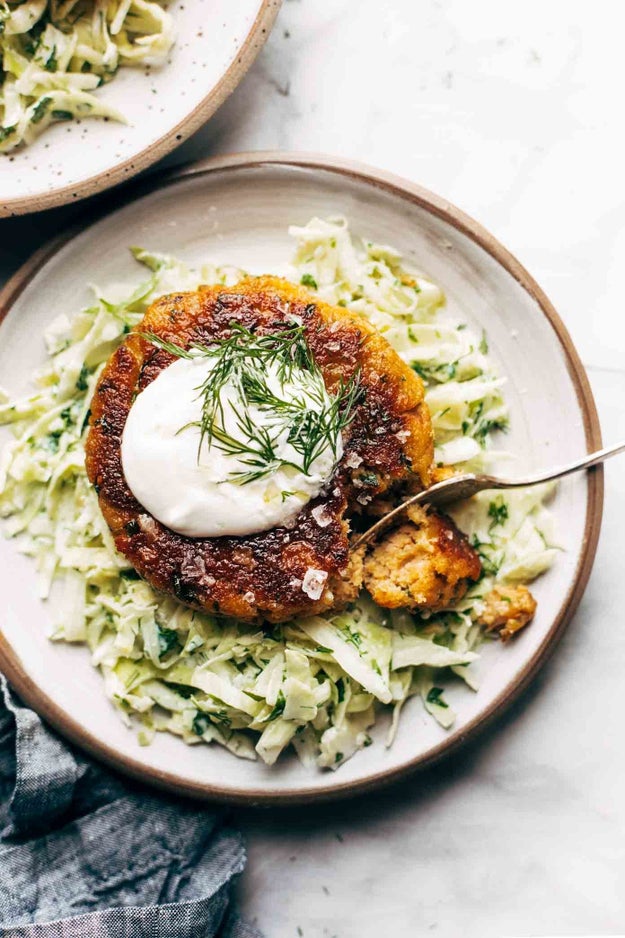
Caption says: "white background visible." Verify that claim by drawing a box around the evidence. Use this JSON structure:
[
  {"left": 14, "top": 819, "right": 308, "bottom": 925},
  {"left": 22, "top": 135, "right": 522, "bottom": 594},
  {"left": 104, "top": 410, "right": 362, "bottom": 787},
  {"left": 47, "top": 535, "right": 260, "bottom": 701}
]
[{"left": 2, "top": 2, "right": 625, "bottom": 936}]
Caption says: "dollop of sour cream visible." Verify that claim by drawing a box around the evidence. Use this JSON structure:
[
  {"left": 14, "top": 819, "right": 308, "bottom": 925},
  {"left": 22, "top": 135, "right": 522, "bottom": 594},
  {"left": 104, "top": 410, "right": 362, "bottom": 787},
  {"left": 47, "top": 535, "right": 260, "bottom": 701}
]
[{"left": 121, "top": 355, "right": 343, "bottom": 538}]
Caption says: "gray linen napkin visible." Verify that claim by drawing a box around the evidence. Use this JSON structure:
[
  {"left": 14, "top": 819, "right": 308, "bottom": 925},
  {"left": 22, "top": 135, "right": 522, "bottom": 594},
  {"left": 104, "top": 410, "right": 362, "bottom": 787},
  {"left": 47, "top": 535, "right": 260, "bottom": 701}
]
[{"left": 0, "top": 675, "right": 262, "bottom": 938}]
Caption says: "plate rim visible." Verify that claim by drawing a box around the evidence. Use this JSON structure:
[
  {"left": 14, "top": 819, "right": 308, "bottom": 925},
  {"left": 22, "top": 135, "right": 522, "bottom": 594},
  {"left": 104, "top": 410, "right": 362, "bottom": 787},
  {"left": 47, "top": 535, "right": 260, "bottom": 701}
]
[
  {"left": 0, "top": 151, "right": 604, "bottom": 804},
  {"left": 0, "top": 0, "right": 282, "bottom": 219}
]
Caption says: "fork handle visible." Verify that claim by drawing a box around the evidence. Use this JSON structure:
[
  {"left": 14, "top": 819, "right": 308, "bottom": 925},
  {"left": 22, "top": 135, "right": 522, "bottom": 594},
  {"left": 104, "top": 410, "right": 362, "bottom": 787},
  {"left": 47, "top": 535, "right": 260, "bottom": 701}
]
[{"left": 500, "top": 439, "right": 625, "bottom": 488}]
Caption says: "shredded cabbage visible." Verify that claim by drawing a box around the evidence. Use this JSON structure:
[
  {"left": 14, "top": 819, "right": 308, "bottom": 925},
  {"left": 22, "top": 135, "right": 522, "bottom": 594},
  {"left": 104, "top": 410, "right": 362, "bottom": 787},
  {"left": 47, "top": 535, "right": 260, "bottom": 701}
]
[
  {"left": 0, "top": 0, "right": 175, "bottom": 151},
  {"left": 0, "top": 219, "right": 559, "bottom": 769}
]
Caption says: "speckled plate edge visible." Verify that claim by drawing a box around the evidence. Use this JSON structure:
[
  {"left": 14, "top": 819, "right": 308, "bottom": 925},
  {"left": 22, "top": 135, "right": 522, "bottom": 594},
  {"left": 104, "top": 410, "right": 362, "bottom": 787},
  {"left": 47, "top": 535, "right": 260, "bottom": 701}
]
[
  {"left": 0, "top": 152, "right": 604, "bottom": 805},
  {"left": 0, "top": 2, "right": 281, "bottom": 218}
]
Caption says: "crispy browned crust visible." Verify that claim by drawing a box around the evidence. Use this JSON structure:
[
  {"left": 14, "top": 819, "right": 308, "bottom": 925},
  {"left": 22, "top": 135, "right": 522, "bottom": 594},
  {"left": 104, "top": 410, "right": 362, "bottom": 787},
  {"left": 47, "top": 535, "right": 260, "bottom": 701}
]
[
  {"left": 363, "top": 504, "right": 481, "bottom": 612},
  {"left": 478, "top": 585, "right": 537, "bottom": 642},
  {"left": 85, "top": 276, "right": 434, "bottom": 623}
]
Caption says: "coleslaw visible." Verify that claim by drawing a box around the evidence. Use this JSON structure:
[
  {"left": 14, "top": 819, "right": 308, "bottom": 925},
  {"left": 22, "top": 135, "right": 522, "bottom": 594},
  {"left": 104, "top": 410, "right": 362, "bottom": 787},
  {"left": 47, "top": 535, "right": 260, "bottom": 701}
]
[
  {"left": 0, "top": 0, "right": 175, "bottom": 152},
  {"left": 0, "top": 218, "right": 558, "bottom": 768}
]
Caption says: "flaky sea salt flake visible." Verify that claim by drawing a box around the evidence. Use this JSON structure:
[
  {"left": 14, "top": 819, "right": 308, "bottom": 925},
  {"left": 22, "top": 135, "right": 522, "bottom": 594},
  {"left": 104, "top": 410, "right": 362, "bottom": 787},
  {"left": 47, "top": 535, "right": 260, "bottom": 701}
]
[
  {"left": 312, "top": 504, "right": 332, "bottom": 528},
  {"left": 301, "top": 568, "right": 328, "bottom": 600}
]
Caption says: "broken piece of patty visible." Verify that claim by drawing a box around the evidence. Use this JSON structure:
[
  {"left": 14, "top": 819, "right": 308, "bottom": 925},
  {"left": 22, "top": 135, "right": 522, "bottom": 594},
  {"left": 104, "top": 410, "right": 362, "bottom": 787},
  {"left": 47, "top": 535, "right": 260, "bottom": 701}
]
[
  {"left": 86, "top": 276, "right": 434, "bottom": 623},
  {"left": 363, "top": 503, "right": 482, "bottom": 612},
  {"left": 478, "top": 584, "right": 537, "bottom": 642}
]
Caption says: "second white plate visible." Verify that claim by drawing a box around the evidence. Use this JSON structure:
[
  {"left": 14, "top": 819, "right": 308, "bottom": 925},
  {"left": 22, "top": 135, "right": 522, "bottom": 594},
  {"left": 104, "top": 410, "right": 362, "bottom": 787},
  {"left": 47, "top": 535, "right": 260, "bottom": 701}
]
[{"left": 0, "top": 1, "right": 281, "bottom": 217}]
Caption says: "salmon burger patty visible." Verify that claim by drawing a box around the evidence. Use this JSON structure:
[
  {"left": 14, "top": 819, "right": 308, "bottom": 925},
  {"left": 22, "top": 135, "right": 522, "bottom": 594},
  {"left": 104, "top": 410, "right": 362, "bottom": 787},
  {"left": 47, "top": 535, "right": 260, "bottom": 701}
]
[{"left": 86, "top": 276, "right": 439, "bottom": 623}]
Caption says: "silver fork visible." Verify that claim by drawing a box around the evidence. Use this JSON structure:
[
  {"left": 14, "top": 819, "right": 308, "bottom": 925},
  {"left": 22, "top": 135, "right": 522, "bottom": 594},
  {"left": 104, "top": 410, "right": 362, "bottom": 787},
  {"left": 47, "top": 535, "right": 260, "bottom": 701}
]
[{"left": 352, "top": 440, "right": 624, "bottom": 549}]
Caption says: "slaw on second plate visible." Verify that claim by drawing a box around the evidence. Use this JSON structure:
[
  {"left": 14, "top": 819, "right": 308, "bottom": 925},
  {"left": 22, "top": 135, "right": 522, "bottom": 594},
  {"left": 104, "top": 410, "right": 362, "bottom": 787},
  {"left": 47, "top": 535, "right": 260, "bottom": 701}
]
[{"left": 0, "top": 0, "right": 175, "bottom": 152}]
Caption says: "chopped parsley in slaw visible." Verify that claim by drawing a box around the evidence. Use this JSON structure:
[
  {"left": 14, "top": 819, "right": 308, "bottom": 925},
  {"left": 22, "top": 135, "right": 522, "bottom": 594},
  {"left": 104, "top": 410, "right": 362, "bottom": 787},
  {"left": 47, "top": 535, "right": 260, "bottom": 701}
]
[
  {"left": 0, "top": 0, "right": 175, "bottom": 152},
  {"left": 0, "top": 219, "right": 558, "bottom": 769}
]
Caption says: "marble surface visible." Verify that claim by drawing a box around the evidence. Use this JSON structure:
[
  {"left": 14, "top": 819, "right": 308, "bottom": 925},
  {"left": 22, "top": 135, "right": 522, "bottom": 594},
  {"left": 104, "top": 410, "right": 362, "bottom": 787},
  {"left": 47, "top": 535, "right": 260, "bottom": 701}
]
[{"left": 2, "top": 1, "right": 625, "bottom": 935}]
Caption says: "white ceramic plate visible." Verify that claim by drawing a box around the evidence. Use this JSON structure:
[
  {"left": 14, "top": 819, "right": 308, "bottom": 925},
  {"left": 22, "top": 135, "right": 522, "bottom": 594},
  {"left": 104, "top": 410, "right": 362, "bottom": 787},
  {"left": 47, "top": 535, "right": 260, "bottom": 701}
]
[
  {"left": 0, "top": 154, "right": 603, "bottom": 804},
  {"left": 0, "top": 1, "right": 281, "bottom": 217}
]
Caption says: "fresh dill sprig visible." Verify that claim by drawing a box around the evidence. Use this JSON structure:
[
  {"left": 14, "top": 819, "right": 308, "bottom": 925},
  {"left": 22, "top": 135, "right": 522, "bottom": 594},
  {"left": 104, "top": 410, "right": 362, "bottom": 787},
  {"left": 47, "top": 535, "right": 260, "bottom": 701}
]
[{"left": 141, "top": 322, "right": 362, "bottom": 484}]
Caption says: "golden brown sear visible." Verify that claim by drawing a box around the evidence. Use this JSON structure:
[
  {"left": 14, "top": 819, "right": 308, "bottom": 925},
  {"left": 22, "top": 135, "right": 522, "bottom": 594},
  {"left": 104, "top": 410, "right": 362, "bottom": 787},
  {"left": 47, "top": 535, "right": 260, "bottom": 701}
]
[
  {"left": 478, "top": 585, "right": 537, "bottom": 642},
  {"left": 363, "top": 503, "right": 482, "bottom": 612},
  {"left": 86, "top": 276, "right": 434, "bottom": 623}
]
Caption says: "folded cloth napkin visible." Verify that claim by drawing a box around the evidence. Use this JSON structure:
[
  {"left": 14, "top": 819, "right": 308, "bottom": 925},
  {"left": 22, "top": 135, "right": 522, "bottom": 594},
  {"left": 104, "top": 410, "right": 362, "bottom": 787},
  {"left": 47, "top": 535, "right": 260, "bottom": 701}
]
[{"left": 0, "top": 675, "right": 262, "bottom": 938}]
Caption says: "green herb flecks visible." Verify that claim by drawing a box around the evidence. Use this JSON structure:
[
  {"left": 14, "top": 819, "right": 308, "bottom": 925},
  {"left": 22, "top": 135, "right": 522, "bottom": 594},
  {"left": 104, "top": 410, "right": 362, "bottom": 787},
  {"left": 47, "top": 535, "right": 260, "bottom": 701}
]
[
  {"left": 488, "top": 498, "right": 509, "bottom": 530},
  {"left": 192, "top": 712, "right": 211, "bottom": 736},
  {"left": 426, "top": 687, "right": 449, "bottom": 708},
  {"left": 465, "top": 400, "right": 509, "bottom": 447},
  {"left": 44, "top": 47, "right": 58, "bottom": 72},
  {"left": 267, "top": 690, "right": 286, "bottom": 722},
  {"left": 31, "top": 96, "right": 52, "bottom": 124},
  {"left": 75, "top": 365, "right": 90, "bottom": 391},
  {"left": 474, "top": 416, "right": 508, "bottom": 447},
  {"left": 340, "top": 625, "right": 362, "bottom": 649},
  {"left": 412, "top": 359, "right": 458, "bottom": 385},
  {"left": 300, "top": 273, "right": 318, "bottom": 290},
  {"left": 156, "top": 625, "right": 181, "bottom": 659},
  {"left": 471, "top": 534, "right": 501, "bottom": 577}
]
